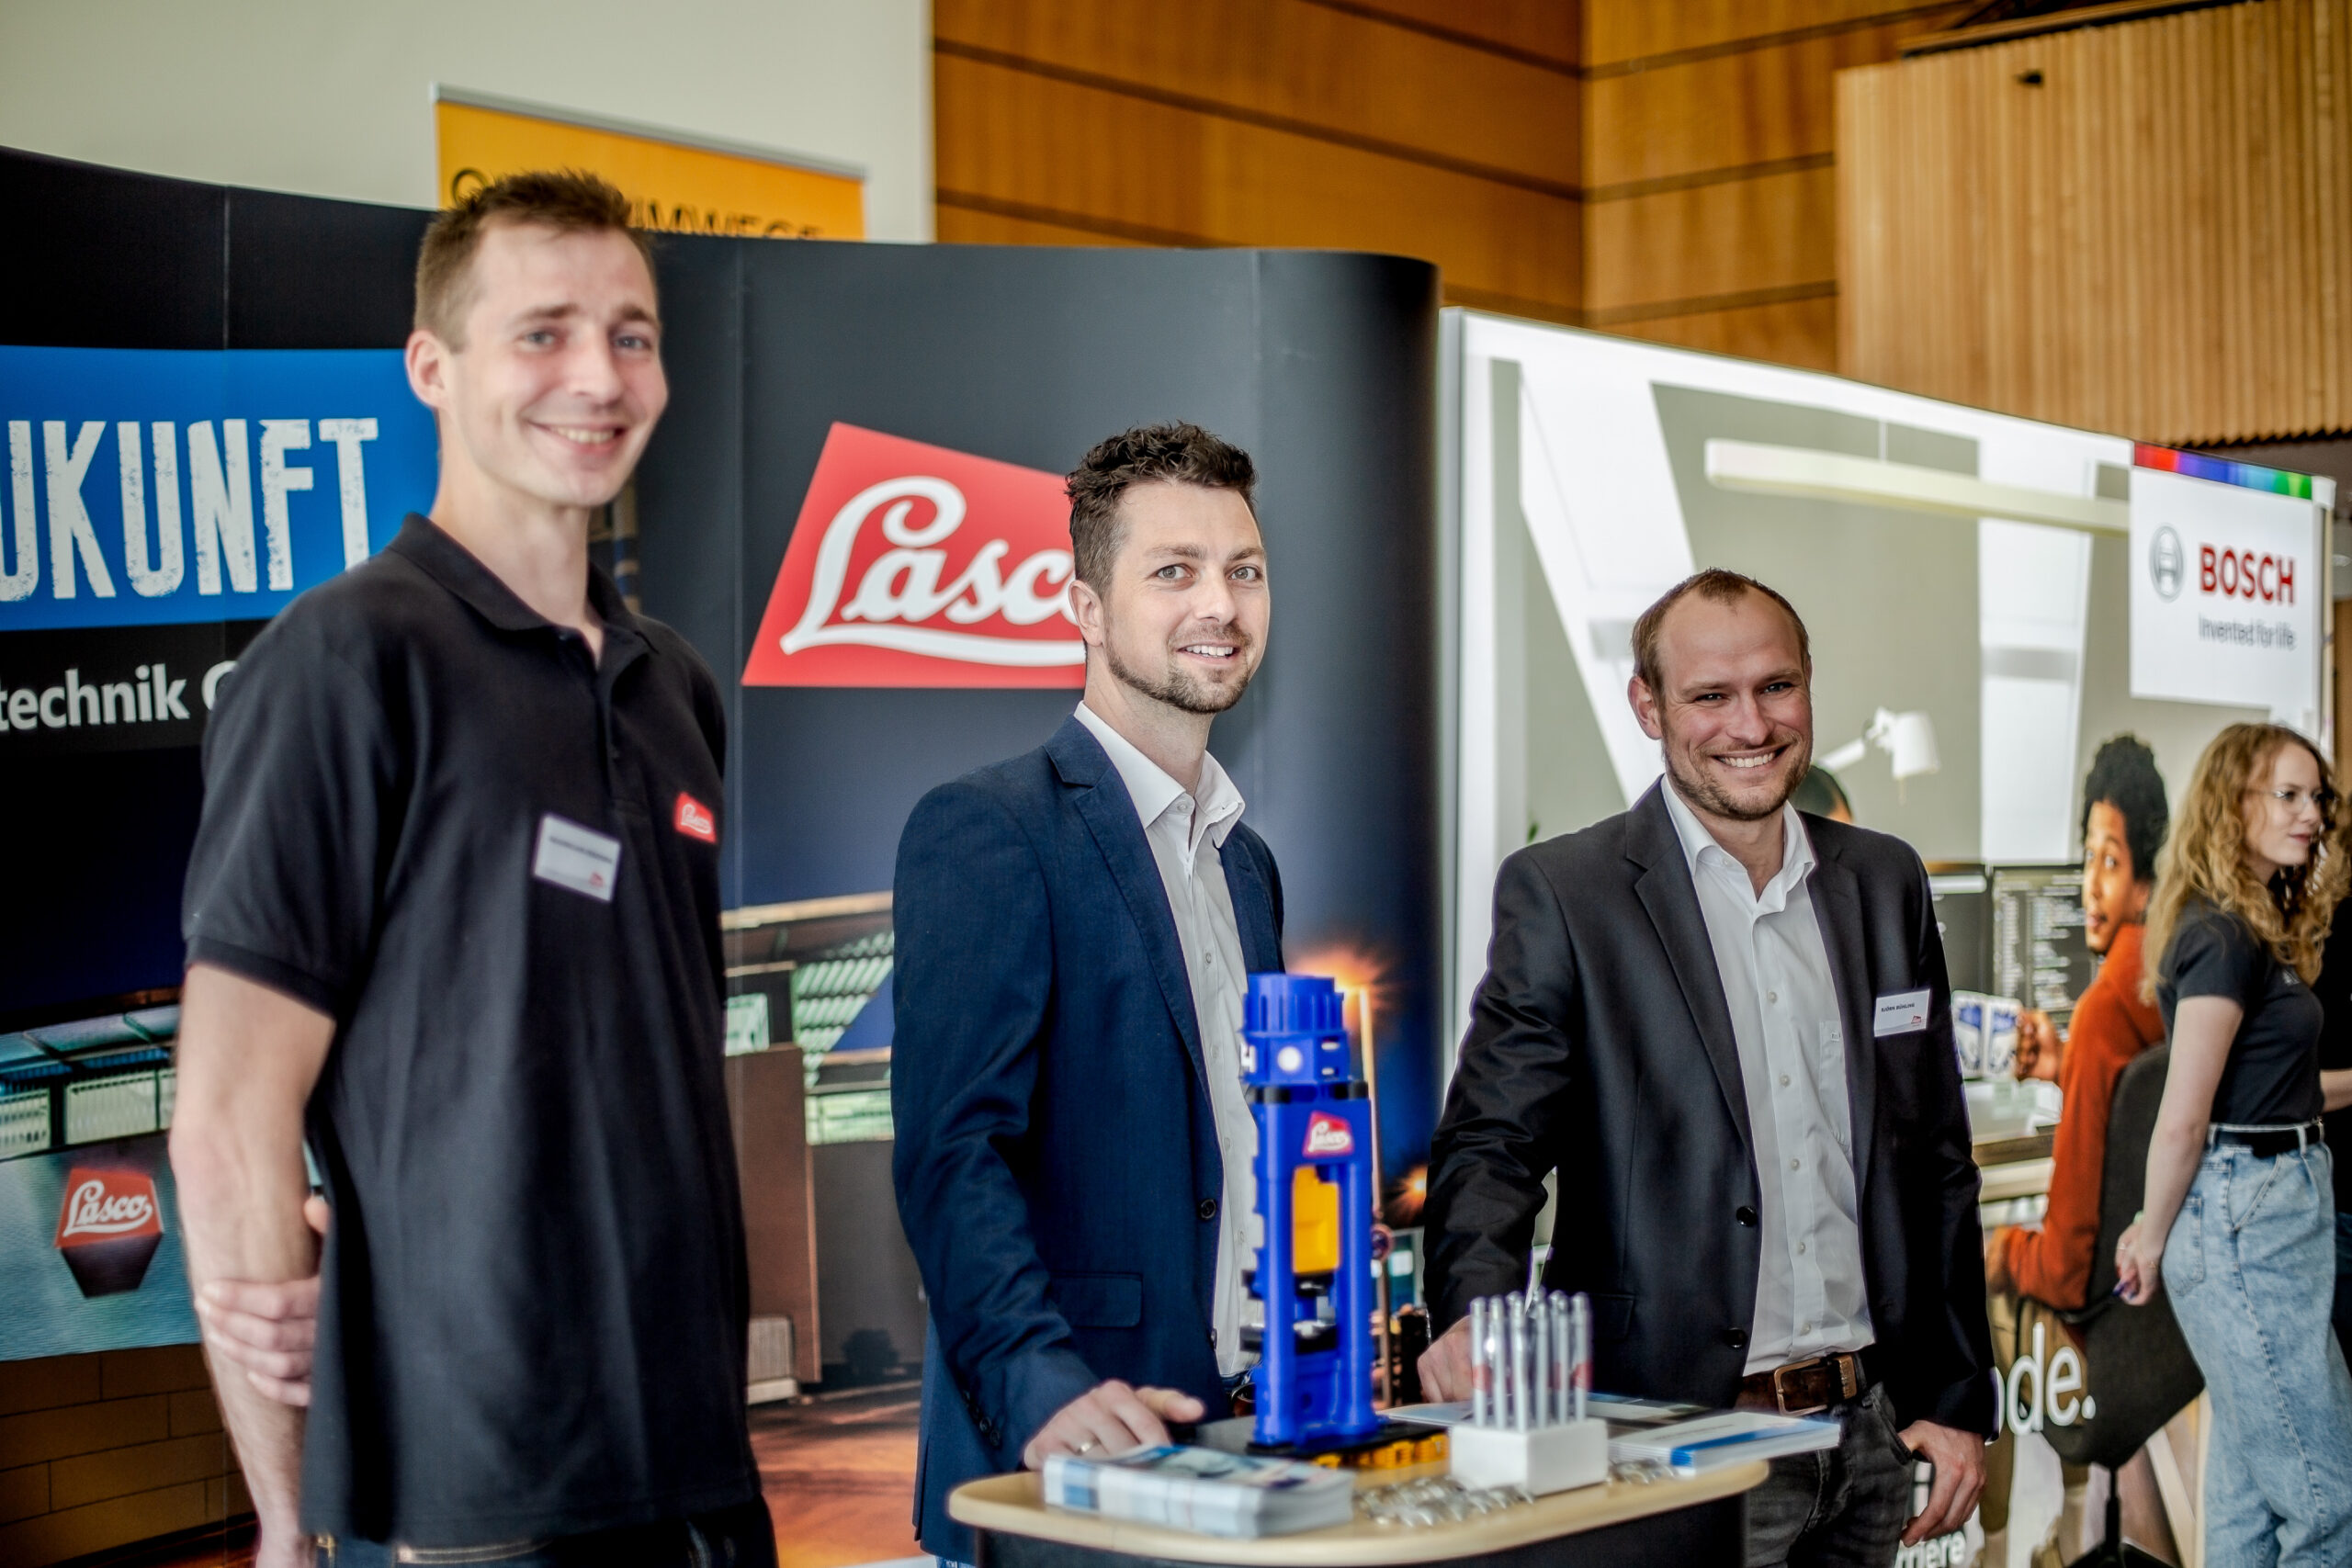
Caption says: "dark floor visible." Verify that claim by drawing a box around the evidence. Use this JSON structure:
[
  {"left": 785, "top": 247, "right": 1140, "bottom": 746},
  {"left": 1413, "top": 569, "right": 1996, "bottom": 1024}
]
[{"left": 121, "top": 1383, "right": 924, "bottom": 1568}]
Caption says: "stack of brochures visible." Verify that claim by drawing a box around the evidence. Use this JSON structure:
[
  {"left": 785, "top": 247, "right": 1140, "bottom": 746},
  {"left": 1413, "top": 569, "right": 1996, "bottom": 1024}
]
[
  {"left": 1606, "top": 1411, "right": 1840, "bottom": 1474},
  {"left": 1041, "top": 1444, "right": 1358, "bottom": 1538}
]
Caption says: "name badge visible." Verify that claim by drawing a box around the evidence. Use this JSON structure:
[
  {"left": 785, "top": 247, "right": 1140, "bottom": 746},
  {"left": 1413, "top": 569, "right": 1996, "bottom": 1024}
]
[
  {"left": 533, "top": 814, "right": 621, "bottom": 902},
  {"left": 1872, "top": 987, "right": 1931, "bottom": 1037}
]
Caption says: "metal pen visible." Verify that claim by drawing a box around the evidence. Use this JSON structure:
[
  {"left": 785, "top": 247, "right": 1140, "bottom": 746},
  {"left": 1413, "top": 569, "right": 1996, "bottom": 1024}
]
[
  {"left": 1568, "top": 1292, "right": 1590, "bottom": 1424},
  {"left": 1508, "top": 1293, "right": 1530, "bottom": 1431},
  {"left": 1550, "top": 1292, "right": 1569, "bottom": 1425},
  {"left": 1532, "top": 1291, "right": 1550, "bottom": 1430},
  {"left": 1470, "top": 1296, "right": 1489, "bottom": 1427}
]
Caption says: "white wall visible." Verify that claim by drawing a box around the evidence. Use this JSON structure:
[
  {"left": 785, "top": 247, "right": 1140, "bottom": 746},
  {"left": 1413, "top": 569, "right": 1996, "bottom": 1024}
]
[{"left": 0, "top": 0, "right": 933, "bottom": 242}]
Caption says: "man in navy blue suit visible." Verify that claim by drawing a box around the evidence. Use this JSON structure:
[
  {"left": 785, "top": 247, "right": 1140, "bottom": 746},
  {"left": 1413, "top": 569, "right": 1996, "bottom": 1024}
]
[{"left": 892, "top": 423, "right": 1283, "bottom": 1562}]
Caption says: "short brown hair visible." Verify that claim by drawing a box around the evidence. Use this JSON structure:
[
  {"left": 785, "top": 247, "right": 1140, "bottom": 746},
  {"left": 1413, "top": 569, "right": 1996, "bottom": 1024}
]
[
  {"left": 1630, "top": 568, "right": 1810, "bottom": 692},
  {"left": 1065, "top": 423, "right": 1257, "bottom": 588},
  {"left": 414, "top": 169, "right": 655, "bottom": 345}
]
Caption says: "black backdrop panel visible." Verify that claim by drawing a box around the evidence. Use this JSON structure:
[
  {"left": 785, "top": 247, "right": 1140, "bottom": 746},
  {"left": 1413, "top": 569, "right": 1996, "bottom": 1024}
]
[
  {"left": 0, "top": 147, "right": 1444, "bottom": 1168},
  {"left": 0, "top": 149, "right": 428, "bottom": 1021},
  {"left": 633, "top": 239, "right": 1443, "bottom": 1166}
]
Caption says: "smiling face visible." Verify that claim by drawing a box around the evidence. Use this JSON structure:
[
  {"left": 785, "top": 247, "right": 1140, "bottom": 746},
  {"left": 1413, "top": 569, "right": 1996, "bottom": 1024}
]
[
  {"left": 1072, "top": 480, "right": 1268, "bottom": 716},
  {"left": 406, "top": 220, "right": 666, "bottom": 514},
  {"left": 1630, "top": 587, "right": 1813, "bottom": 825},
  {"left": 2241, "top": 739, "right": 2327, "bottom": 881},
  {"left": 2079, "top": 799, "right": 2151, "bottom": 953}
]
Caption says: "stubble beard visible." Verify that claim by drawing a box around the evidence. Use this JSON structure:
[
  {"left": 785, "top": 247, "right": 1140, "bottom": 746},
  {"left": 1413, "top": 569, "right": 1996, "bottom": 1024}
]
[
  {"left": 1664, "top": 736, "right": 1809, "bottom": 824},
  {"left": 1106, "top": 627, "right": 1257, "bottom": 716}
]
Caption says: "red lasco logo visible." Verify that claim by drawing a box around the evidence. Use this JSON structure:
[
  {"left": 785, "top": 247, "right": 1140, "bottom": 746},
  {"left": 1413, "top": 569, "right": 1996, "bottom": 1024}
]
[
  {"left": 1304, "top": 1111, "right": 1354, "bottom": 1157},
  {"left": 674, "top": 793, "right": 717, "bottom": 843},
  {"left": 55, "top": 1170, "right": 162, "bottom": 1245},
  {"left": 742, "top": 423, "right": 1084, "bottom": 688}
]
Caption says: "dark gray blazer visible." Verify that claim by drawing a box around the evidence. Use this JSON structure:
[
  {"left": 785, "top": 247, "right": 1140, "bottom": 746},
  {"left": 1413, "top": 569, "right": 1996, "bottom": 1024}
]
[{"left": 1423, "top": 782, "right": 1996, "bottom": 1435}]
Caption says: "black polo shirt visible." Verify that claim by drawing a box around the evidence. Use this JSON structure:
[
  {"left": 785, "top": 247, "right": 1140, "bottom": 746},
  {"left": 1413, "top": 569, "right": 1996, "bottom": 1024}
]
[{"left": 183, "top": 515, "right": 756, "bottom": 1546}]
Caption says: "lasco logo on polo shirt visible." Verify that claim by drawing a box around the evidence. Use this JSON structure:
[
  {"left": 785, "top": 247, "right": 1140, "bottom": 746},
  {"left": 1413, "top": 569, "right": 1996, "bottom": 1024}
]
[
  {"left": 674, "top": 792, "right": 718, "bottom": 842},
  {"left": 741, "top": 423, "right": 1083, "bottom": 688}
]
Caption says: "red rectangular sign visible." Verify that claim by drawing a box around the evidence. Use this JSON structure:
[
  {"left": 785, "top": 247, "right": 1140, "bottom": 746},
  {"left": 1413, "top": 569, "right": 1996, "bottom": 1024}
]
[{"left": 742, "top": 423, "right": 1085, "bottom": 688}]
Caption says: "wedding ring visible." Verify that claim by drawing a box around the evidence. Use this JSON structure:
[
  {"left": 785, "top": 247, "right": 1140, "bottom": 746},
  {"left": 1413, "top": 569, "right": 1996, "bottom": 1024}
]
[{"left": 1073, "top": 1439, "right": 1101, "bottom": 1456}]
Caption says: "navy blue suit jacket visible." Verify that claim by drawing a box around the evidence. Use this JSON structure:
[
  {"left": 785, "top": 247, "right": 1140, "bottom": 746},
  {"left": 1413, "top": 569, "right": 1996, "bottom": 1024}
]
[{"left": 891, "top": 716, "right": 1284, "bottom": 1559}]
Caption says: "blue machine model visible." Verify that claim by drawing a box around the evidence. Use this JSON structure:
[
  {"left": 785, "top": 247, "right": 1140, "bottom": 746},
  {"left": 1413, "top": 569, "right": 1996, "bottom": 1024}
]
[{"left": 1243, "top": 972, "right": 1381, "bottom": 1450}]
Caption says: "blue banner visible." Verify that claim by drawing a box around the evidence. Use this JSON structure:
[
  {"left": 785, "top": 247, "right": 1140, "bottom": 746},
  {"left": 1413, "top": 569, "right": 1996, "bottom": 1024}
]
[{"left": 0, "top": 346, "right": 435, "bottom": 631}]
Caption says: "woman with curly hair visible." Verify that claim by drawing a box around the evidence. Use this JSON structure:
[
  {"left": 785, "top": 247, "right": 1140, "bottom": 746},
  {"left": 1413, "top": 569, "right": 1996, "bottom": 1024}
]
[{"left": 2117, "top": 723, "right": 2352, "bottom": 1564}]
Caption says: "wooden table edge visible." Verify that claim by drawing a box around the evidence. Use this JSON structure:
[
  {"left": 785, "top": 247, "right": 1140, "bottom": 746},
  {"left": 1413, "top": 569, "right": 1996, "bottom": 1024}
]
[{"left": 946, "top": 1459, "right": 1770, "bottom": 1564}]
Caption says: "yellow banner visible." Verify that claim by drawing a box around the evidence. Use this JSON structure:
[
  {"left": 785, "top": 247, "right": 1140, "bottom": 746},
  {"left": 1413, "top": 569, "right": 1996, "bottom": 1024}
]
[{"left": 435, "top": 98, "right": 864, "bottom": 241}]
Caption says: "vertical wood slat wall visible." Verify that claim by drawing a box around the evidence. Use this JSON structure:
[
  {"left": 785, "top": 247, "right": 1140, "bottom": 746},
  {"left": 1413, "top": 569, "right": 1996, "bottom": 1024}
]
[
  {"left": 1839, "top": 0, "right": 2352, "bottom": 445},
  {"left": 933, "top": 1, "right": 1968, "bottom": 372}
]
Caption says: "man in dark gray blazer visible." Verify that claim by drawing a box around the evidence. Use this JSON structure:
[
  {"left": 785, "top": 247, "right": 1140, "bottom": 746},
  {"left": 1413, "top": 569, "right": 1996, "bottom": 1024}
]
[{"left": 1420, "top": 569, "right": 1993, "bottom": 1567}]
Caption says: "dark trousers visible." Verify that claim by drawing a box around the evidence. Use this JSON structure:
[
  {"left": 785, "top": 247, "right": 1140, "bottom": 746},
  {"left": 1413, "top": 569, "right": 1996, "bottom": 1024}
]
[
  {"left": 1745, "top": 1383, "right": 1917, "bottom": 1568},
  {"left": 317, "top": 1499, "right": 777, "bottom": 1568}
]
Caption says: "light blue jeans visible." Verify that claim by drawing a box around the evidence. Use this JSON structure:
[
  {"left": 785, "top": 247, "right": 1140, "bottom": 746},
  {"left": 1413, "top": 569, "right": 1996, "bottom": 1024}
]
[{"left": 2165, "top": 1139, "right": 2352, "bottom": 1567}]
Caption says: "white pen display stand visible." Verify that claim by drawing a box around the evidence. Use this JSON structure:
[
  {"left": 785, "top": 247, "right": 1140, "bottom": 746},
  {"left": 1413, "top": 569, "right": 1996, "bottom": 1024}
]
[
  {"left": 1453, "top": 1289, "right": 1610, "bottom": 1495},
  {"left": 1450, "top": 1417, "right": 1610, "bottom": 1495}
]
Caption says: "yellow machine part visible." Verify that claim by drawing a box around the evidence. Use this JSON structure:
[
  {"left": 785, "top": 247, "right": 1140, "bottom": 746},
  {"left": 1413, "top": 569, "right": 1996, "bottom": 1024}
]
[{"left": 1292, "top": 1164, "right": 1340, "bottom": 1274}]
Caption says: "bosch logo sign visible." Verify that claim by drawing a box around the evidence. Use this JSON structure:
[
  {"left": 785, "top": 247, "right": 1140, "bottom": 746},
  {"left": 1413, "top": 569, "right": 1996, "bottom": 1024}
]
[
  {"left": 743, "top": 423, "right": 1083, "bottom": 688},
  {"left": 2148, "top": 527, "right": 2183, "bottom": 601},
  {"left": 2200, "top": 544, "right": 2296, "bottom": 604}
]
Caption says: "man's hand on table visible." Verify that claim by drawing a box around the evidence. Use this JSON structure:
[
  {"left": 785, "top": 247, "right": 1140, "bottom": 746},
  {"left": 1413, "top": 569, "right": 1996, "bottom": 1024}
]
[
  {"left": 1897, "top": 1420, "right": 1984, "bottom": 1546},
  {"left": 1023, "top": 1381, "right": 1206, "bottom": 1470},
  {"left": 196, "top": 1195, "right": 328, "bottom": 1406},
  {"left": 1417, "top": 1315, "right": 1476, "bottom": 1401}
]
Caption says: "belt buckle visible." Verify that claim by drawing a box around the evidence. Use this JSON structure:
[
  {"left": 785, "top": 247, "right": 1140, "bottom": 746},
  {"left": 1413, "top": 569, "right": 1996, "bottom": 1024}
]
[{"left": 1772, "top": 1359, "right": 1829, "bottom": 1417}]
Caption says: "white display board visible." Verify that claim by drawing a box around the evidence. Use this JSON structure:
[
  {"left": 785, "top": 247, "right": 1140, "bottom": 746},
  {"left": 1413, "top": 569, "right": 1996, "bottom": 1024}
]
[
  {"left": 2129, "top": 465, "right": 2323, "bottom": 734},
  {"left": 1443, "top": 312, "right": 2332, "bottom": 1047}
]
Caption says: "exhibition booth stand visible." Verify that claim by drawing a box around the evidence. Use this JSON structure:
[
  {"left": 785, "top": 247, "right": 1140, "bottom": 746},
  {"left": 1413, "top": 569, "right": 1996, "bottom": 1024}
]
[{"left": 1, "top": 144, "right": 2338, "bottom": 1568}]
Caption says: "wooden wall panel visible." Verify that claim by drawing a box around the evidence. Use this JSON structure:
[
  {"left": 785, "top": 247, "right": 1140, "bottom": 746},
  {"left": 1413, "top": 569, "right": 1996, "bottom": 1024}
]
[
  {"left": 1588, "top": 0, "right": 1962, "bottom": 65},
  {"left": 933, "top": 0, "right": 1929, "bottom": 370},
  {"left": 1585, "top": 21, "right": 1953, "bottom": 187},
  {"left": 1606, "top": 295, "right": 1843, "bottom": 371},
  {"left": 935, "top": 205, "right": 1148, "bottom": 248},
  {"left": 1840, "top": 0, "right": 2352, "bottom": 444},
  {"left": 935, "top": 51, "right": 1583, "bottom": 318},
  {"left": 937, "top": 0, "right": 1579, "bottom": 187},
  {"left": 1586, "top": 167, "right": 1836, "bottom": 312},
  {"left": 1331, "top": 1, "right": 1580, "bottom": 67}
]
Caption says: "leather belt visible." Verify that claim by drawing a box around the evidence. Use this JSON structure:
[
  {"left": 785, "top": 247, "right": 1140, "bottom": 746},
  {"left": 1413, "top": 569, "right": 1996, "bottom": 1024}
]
[
  {"left": 2210, "top": 1121, "right": 2326, "bottom": 1159},
  {"left": 1736, "top": 1351, "right": 1866, "bottom": 1416}
]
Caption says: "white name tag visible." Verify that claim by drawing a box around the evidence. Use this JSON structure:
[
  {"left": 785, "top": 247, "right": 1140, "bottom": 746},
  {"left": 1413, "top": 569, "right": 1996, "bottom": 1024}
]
[
  {"left": 532, "top": 813, "right": 621, "bottom": 903},
  {"left": 1873, "top": 987, "right": 1931, "bottom": 1037}
]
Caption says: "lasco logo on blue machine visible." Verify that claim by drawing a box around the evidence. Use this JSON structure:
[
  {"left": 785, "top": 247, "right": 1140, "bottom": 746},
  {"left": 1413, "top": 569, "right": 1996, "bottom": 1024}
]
[{"left": 0, "top": 346, "right": 435, "bottom": 632}]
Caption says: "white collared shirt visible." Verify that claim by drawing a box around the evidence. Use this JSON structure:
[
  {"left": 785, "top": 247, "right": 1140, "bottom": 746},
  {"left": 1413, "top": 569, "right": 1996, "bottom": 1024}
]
[
  {"left": 1661, "top": 784, "right": 1874, "bottom": 1373},
  {"left": 1074, "top": 703, "right": 1257, "bottom": 1377}
]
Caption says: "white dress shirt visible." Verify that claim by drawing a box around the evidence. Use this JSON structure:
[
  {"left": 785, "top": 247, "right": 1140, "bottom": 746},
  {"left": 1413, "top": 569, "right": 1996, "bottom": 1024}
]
[
  {"left": 1074, "top": 703, "right": 1257, "bottom": 1377},
  {"left": 1661, "top": 784, "right": 1874, "bottom": 1374}
]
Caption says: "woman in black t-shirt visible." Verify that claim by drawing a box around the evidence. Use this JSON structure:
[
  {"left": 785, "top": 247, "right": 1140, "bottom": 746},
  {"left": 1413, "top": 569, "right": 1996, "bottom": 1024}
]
[{"left": 2117, "top": 723, "right": 2352, "bottom": 1563}]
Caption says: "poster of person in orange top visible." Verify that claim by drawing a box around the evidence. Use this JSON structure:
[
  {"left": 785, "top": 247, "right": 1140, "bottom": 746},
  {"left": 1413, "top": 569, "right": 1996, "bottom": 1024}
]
[{"left": 1980, "top": 735, "right": 2171, "bottom": 1551}]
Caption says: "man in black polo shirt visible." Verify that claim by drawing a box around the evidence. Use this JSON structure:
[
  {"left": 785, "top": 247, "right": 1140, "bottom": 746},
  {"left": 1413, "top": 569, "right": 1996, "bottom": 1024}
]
[{"left": 168, "top": 172, "right": 770, "bottom": 1568}]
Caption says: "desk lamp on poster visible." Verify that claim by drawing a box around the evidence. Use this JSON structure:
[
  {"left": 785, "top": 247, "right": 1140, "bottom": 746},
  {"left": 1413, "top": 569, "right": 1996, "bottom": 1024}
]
[{"left": 1817, "top": 709, "right": 1941, "bottom": 804}]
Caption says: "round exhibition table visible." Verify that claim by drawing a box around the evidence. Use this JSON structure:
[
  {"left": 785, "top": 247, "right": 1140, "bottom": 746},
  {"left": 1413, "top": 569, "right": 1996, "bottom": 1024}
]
[{"left": 948, "top": 1457, "right": 1768, "bottom": 1568}]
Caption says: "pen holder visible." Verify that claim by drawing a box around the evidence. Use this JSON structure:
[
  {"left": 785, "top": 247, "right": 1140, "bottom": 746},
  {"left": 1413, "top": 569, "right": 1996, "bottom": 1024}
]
[{"left": 1448, "top": 1418, "right": 1610, "bottom": 1495}]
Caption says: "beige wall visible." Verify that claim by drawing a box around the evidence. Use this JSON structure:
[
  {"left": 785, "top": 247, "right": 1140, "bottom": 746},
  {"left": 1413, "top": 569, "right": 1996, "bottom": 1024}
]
[{"left": 0, "top": 0, "right": 934, "bottom": 241}]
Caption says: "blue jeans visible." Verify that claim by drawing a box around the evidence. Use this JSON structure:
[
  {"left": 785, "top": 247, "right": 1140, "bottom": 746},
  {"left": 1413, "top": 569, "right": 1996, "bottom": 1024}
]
[
  {"left": 1743, "top": 1382, "right": 1917, "bottom": 1568},
  {"left": 2165, "top": 1141, "right": 2352, "bottom": 1567},
  {"left": 2334, "top": 1211, "right": 2351, "bottom": 1371}
]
